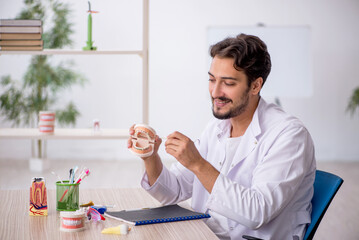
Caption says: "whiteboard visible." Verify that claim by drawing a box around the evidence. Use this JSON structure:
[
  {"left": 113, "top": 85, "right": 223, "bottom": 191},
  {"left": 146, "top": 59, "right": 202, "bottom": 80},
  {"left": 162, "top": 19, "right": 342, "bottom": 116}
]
[{"left": 207, "top": 26, "right": 312, "bottom": 98}]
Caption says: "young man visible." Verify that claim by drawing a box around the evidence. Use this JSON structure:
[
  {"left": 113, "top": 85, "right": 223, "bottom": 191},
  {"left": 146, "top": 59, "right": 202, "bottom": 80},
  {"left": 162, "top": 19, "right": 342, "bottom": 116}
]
[{"left": 128, "top": 34, "right": 316, "bottom": 240}]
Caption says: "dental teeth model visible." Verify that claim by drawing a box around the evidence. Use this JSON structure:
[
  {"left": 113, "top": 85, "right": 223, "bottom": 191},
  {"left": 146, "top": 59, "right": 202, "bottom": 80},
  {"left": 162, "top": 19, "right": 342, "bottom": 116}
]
[
  {"left": 60, "top": 211, "right": 86, "bottom": 232},
  {"left": 38, "top": 111, "right": 55, "bottom": 134},
  {"left": 130, "top": 124, "right": 156, "bottom": 158}
]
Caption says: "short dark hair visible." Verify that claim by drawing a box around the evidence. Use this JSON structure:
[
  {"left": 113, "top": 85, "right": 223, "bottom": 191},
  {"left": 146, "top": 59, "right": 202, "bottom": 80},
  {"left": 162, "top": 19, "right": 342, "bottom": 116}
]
[{"left": 210, "top": 33, "right": 271, "bottom": 87}]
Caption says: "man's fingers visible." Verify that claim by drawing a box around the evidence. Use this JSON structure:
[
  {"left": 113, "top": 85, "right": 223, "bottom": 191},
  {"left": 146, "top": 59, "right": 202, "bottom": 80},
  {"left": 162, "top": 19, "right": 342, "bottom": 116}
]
[
  {"left": 165, "top": 137, "right": 182, "bottom": 147},
  {"left": 155, "top": 135, "right": 162, "bottom": 143},
  {"left": 129, "top": 124, "right": 135, "bottom": 135},
  {"left": 128, "top": 124, "right": 136, "bottom": 148},
  {"left": 167, "top": 131, "right": 188, "bottom": 141},
  {"left": 165, "top": 146, "right": 177, "bottom": 156},
  {"left": 153, "top": 135, "right": 162, "bottom": 151},
  {"left": 127, "top": 138, "right": 133, "bottom": 148}
]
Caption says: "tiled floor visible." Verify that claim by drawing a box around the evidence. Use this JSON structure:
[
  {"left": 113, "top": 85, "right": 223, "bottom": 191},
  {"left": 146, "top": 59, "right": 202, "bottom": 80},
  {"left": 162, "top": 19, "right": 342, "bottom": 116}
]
[{"left": 0, "top": 159, "right": 358, "bottom": 239}]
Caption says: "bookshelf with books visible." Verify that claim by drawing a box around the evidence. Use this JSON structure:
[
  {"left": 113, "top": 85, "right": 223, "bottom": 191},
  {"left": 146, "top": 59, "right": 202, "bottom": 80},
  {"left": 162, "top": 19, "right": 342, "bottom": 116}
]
[{"left": 0, "top": 19, "right": 43, "bottom": 51}]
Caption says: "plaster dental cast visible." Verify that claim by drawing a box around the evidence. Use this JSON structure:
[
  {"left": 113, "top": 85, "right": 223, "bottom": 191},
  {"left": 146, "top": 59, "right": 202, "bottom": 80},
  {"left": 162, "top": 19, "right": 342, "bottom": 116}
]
[{"left": 128, "top": 34, "right": 316, "bottom": 240}]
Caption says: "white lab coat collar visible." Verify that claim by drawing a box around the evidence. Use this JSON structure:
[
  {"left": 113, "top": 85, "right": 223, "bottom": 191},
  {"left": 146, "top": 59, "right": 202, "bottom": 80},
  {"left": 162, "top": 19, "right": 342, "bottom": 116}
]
[
  {"left": 215, "top": 98, "right": 265, "bottom": 170},
  {"left": 215, "top": 98, "right": 264, "bottom": 140},
  {"left": 215, "top": 119, "right": 231, "bottom": 141}
]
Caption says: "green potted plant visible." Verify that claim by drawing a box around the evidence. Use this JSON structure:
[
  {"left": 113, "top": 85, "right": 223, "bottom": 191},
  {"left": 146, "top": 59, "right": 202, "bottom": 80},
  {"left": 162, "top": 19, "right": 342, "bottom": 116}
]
[
  {"left": 347, "top": 87, "right": 359, "bottom": 117},
  {"left": 0, "top": 0, "right": 86, "bottom": 171}
]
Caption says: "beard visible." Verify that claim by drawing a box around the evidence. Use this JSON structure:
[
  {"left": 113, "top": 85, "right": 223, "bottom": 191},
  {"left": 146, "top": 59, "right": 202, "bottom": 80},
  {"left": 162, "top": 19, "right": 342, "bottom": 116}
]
[{"left": 212, "top": 88, "right": 250, "bottom": 120}]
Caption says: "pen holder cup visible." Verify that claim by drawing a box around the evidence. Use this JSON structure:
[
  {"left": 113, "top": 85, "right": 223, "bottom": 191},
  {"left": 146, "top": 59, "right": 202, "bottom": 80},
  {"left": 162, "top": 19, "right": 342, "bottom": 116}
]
[{"left": 56, "top": 181, "right": 80, "bottom": 211}]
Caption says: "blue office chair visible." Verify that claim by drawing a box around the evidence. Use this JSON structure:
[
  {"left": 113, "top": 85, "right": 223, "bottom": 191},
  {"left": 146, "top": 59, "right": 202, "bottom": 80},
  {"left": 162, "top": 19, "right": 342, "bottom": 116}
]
[
  {"left": 303, "top": 170, "right": 343, "bottom": 240},
  {"left": 243, "top": 170, "right": 344, "bottom": 240}
]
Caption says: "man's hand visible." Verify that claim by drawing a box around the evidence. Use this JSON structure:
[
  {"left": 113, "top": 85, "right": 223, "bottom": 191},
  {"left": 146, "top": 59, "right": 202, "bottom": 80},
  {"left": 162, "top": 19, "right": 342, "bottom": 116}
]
[
  {"left": 165, "top": 131, "right": 220, "bottom": 193},
  {"left": 165, "top": 131, "right": 204, "bottom": 172},
  {"left": 127, "top": 124, "right": 163, "bottom": 186}
]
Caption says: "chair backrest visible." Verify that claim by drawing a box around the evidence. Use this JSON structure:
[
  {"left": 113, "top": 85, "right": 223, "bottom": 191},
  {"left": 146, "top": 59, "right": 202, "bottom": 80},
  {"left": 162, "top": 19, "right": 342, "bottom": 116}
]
[{"left": 304, "top": 170, "right": 343, "bottom": 240}]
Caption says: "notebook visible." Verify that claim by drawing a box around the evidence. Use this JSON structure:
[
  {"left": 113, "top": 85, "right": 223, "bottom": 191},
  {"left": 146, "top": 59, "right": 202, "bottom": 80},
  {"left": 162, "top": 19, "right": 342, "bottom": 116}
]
[{"left": 105, "top": 204, "right": 211, "bottom": 226}]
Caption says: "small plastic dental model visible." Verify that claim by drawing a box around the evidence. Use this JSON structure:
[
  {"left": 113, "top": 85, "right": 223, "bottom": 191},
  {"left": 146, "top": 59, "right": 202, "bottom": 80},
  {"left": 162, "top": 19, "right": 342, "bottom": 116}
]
[
  {"left": 38, "top": 111, "right": 55, "bottom": 134},
  {"left": 60, "top": 211, "right": 86, "bottom": 232},
  {"left": 93, "top": 119, "right": 100, "bottom": 132},
  {"left": 130, "top": 124, "right": 156, "bottom": 158}
]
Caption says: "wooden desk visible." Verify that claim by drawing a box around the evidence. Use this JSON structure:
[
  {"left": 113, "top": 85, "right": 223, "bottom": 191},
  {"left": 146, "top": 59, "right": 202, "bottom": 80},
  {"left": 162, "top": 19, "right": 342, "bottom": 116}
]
[{"left": 0, "top": 188, "right": 218, "bottom": 240}]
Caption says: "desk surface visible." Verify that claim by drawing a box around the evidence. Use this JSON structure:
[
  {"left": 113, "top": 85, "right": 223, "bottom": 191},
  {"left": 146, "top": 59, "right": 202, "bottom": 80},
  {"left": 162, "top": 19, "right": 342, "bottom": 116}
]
[{"left": 0, "top": 188, "right": 218, "bottom": 240}]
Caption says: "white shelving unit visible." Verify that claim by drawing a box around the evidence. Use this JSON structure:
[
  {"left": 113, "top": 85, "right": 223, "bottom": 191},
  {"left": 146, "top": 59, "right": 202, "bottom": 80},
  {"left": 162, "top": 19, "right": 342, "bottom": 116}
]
[
  {"left": 0, "top": 49, "right": 143, "bottom": 55},
  {"left": 0, "top": 0, "right": 149, "bottom": 139},
  {"left": 0, "top": 128, "right": 129, "bottom": 139}
]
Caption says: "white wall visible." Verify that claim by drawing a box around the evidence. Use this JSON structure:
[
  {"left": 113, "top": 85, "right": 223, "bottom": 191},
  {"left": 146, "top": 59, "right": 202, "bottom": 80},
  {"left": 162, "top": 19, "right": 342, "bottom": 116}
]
[{"left": 1, "top": 0, "right": 358, "bottom": 161}]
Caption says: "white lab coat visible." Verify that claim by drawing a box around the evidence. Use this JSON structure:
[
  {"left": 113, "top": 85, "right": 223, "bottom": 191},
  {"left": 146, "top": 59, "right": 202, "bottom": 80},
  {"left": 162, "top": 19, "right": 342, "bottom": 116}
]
[{"left": 141, "top": 98, "right": 316, "bottom": 240}]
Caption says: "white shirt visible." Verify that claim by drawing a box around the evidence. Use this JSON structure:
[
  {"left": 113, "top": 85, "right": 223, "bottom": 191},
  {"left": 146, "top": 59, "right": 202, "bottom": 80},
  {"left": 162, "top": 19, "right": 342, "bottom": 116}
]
[
  {"left": 141, "top": 98, "right": 316, "bottom": 240},
  {"left": 205, "top": 137, "right": 242, "bottom": 239}
]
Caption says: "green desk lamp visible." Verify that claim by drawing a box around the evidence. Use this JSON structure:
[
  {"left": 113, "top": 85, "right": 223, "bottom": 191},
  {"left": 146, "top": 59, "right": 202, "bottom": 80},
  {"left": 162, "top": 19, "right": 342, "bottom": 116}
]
[{"left": 83, "top": 1, "right": 98, "bottom": 51}]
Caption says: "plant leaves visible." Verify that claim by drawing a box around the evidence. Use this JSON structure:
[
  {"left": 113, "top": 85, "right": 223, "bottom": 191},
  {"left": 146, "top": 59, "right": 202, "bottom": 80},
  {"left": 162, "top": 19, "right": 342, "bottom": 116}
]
[
  {"left": 1, "top": 0, "right": 86, "bottom": 127},
  {"left": 347, "top": 87, "right": 359, "bottom": 117},
  {"left": 56, "top": 102, "right": 80, "bottom": 126}
]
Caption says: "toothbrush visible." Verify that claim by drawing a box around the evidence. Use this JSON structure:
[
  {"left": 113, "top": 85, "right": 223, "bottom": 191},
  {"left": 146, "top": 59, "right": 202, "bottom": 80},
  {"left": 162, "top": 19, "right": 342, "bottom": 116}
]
[
  {"left": 51, "top": 171, "right": 64, "bottom": 184},
  {"left": 74, "top": 168, "right": 89, "bottom": 184},
  {"left": 75, "top": 169, "right": 90, "bottom": 184},
  {"left": 70, "top": 166, "right": 78, "bottom": 184},
  {"left": 59, "top": 169, "right": 90, "bottom": 202}
]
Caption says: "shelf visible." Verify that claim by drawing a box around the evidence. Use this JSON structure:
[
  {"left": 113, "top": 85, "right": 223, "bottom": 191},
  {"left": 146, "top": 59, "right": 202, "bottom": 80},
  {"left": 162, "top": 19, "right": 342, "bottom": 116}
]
[
  {"left": 0, "top": 0, "right": 149, "bottom": 123},
  {"left": 0, "top": 49, "right": 143, "bottom": 56},
  {"left": 0, "top": 0, "right": 149, "bottom": 143},
  {"left": 0, "top": 128, "right": 129, "bottom": 140}
]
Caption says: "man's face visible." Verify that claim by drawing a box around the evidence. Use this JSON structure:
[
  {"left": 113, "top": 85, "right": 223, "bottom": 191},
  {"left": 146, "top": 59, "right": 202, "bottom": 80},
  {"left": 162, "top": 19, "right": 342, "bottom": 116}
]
[{"left": 208, "top": 56, "right": 251, "bottom": 120}]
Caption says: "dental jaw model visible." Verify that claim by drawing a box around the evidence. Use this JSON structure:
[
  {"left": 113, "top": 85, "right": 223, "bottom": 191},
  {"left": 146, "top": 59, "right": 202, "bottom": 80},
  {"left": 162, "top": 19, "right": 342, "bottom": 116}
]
[{"left": 130, "top": 124, "right": 156, "bottom": 158}]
